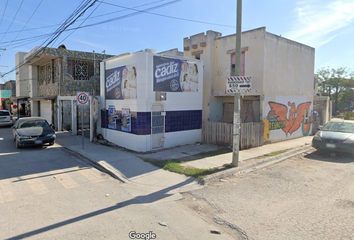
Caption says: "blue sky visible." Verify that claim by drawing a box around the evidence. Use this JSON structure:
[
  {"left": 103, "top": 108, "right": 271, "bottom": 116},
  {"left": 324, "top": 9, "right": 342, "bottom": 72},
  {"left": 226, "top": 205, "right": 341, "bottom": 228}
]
[{"left": 0, "top": 0, "right": 353, "bottom": 83}]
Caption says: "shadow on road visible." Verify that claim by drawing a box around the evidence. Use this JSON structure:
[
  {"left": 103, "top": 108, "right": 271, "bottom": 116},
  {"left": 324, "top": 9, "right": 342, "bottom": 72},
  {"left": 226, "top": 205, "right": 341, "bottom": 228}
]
[
  {"left": 6, "top": 178, "right": 194, "bottom": 240},
  {"left": 304, "top": 150, "right": 353, "bottom": 164}
]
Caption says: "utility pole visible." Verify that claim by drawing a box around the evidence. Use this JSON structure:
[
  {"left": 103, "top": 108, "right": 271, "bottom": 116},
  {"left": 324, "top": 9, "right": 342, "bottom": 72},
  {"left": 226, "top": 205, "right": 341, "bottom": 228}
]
[{"left": 232, "top": 0, "right": 242, "bottom": 167}]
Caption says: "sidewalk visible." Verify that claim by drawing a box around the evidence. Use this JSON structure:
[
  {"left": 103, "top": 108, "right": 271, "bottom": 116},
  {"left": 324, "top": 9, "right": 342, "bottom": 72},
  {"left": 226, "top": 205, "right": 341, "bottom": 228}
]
[
  {"left": 55, "top": 131, "right": 313, "bottom": 185},
  {"left": 54, "top": 132, "right": 313, "bottom": 238}
]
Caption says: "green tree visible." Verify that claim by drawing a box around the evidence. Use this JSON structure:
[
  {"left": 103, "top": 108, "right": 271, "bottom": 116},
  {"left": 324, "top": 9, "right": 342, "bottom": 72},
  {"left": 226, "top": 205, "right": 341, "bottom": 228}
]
[{"left": 316, "top": 67, "right": 354, "bottom": 113}]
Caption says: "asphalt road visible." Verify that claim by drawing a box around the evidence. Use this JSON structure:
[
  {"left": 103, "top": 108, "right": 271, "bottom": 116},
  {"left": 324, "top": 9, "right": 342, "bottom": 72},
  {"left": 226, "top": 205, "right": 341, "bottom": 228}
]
[
  {"left": 181, "top": 150, "right": 354, "bottom": 240},
  {"left": 0, "top": 127, "right": 239, "bottom": 240}
]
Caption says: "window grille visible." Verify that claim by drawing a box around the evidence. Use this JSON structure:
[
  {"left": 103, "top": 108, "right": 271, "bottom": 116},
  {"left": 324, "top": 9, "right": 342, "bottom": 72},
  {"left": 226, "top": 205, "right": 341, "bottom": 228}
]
[
  {"left": 38, "top": 61, "right": 53, "bottom": 85},
  {"left": 67, "top": 59, "right": 94, "bottom": 80}
]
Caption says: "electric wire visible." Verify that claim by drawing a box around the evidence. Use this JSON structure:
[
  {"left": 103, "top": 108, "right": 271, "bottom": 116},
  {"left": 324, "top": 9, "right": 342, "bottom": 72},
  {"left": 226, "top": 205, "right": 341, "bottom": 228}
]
[
  {"left": 1, "top": 0, "right": 98, "bottom": 78},
  {"left": 99, "top": 1, "right": 235, "bottom": 28},
  {"left": 1, "top": 0, "right": 236, "bottom": 78},
  {"left": 0, "top": 0, "right": 9, "bottom": 29},
  {"left": 2, "top": 0, "right": 44, "bottom": 57},
  {"left": 0, "top": 0, "right": 25, "bottom": 44},
  {"left": 1, "top": 0, "right": 180, "bottom": 77},
  {"left": 54, "top": 0, "right": 103, "bottom": 48},
  {"left": 0, "top": 0, "right": 174, "bottom": 36}
]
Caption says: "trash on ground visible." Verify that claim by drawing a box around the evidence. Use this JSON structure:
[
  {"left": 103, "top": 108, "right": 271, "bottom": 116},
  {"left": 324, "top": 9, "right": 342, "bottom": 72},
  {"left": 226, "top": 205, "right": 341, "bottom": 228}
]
[
  {"left": 210, "top": 230, "right": 221, "bottom": 234},
  {"left": 105, "top": 194, "right": 110, "bottom": 197},
  {"left": 157, "top": 221, "right": 167, "bottom": 227}
]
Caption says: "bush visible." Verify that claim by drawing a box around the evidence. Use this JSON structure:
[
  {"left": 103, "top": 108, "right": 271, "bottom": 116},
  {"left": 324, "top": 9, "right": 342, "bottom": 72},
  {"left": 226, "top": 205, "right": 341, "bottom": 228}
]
[{"left": 344, "top": 111, "right": 354, "bottom": 120}]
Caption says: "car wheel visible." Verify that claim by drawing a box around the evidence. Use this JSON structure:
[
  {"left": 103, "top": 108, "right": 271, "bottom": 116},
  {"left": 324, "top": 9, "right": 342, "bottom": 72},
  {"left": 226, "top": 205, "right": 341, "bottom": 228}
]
[
  {"left": 49, "top": 141, "right": 54, "bottom": 146},
  {"left": 15, "top": 139, "right": 20, "bottom": 149}
]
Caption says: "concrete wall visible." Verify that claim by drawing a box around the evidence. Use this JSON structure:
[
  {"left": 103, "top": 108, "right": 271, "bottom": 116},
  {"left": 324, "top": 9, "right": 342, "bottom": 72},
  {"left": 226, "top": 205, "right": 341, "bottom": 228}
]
[
  {"left": 15, "top": 52, "right": 30, "bottom": 97},
  {"left": 183, "top": 27, "right": 315, "bottom": 143},
  {"left": 262, "top": 32, "right": 315, "bottom": 142},
  {"left": 184, "top": 31, "right": 221, "bottom": 122},
  {"left": 100, "top": 51, "right": 203, "bottom": 152},
  {"left": 183, "top": 28, "right": 267, "bottom": 122}
]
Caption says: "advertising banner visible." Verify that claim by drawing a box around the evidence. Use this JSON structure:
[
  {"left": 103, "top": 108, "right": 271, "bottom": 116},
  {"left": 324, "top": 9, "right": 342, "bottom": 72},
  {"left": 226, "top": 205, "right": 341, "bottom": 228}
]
[
  {"left": 107, "top": 105, "right": 116, "bottom": 129},
  {"left": 153, "top": 56, "right": 199, "bottom": 92},
  {"left": 105, "top": 64, "right": 137, "bottom": 100}
]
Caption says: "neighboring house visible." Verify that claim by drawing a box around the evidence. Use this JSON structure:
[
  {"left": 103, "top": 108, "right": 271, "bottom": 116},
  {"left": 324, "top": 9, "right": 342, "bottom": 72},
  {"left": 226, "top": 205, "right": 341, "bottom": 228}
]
[
  {"left": 0, "top": 80, "right": 16, "bottom": 112},
  {"left": 183, "top": 27, "right": 315, "bottom": 145},
  {"left": 16, "top": 45, "right": 112, "bottom": 138}
]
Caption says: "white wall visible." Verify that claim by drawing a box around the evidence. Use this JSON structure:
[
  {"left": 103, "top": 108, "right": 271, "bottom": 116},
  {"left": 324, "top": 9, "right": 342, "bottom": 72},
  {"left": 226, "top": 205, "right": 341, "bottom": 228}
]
[
  {"left": 262, "top": 32, "right": 315, "bottom": 142},
  {"left": 40, "top": 100, "right": 52, "bottom": 124},
  {"left": 15, "top": 52, "right": 29, "bottom": 97},
  {"left": 100, "top": 51, "right": 203, "bottom": 152}
]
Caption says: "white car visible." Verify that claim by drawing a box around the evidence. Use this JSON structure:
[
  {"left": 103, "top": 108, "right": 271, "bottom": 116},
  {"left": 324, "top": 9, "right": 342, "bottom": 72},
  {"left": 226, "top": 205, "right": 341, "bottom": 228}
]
[{"left": 0, "top": 109, "right": 13, "bottom": 127}]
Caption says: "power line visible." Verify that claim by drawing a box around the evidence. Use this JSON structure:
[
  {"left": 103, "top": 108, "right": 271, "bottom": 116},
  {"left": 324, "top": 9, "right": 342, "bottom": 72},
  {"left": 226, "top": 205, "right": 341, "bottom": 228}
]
[
  {"left": 54, "top": 0, "right": 103, "bottom": 47},
  {"left": 2, "top": 0, "right": 44, "bottom": 56},
  {"left": 1, "top": 0, "right": 183, "bottom": 51},
  {"left": 0, "top": 0, "right": 174, "bottom": 36},
  {"left": 99, "top": 1, "right": 235, "bottom": 28},
  {"left": 0, "top": 0, "right": 235, "bottom": 40},
  {"left": 1, "top": 0, "right": 238, "bottom": 78},
  {"left": 0, "top": 0, "right": 25, "bottom": 43},
  {"left": 0, "top": 0, "right": 9, "bottom": 28},
  {"left": 1, "top": 0, "right": 98, "bottom": 78}
]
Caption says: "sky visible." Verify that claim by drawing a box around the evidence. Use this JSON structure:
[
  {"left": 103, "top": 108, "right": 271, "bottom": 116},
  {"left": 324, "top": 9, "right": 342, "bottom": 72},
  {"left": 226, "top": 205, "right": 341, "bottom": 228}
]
[{"left": 0, "top": 0, "right": 354, "bottom": 84}]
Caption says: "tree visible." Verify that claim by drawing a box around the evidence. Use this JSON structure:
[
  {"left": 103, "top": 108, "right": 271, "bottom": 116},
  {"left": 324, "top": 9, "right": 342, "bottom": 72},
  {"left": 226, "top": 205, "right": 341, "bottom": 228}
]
[{"left": 316, "top": 67, "right": 354, "bottom": 113}]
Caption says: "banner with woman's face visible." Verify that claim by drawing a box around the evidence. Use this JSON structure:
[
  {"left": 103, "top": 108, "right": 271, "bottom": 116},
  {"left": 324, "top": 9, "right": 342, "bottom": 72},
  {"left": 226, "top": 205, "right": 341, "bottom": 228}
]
[{"left": 105, "top": 64, "right": 137, "bottom": 100}]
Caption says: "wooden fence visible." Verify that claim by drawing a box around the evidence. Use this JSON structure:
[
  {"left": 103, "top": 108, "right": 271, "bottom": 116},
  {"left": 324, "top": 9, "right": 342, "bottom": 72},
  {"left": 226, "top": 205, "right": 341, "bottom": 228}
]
[{"left": 202, "top": 121, "right": 264, "bottom": 149}]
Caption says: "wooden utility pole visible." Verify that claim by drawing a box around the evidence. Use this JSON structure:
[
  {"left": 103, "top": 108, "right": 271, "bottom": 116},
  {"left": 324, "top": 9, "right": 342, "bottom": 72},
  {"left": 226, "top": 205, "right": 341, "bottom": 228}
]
[{"left": 232, "top": 0, "right": 242, "bottom": 167}]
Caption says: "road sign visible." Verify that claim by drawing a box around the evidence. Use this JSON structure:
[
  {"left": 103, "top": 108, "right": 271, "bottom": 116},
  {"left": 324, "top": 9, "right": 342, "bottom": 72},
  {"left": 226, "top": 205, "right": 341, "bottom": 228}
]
[
  {"left": 226, "top": 76, "right": 252, "bottom": 93},
  {"left": 76, "top": 92, "right": 89, "bottom": 106}
]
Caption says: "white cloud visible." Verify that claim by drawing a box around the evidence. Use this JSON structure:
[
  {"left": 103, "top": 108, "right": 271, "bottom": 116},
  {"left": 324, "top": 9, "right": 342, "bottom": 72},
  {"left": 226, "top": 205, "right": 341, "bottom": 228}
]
[
  {"left": 285, "top": 0, "right": 354, "bottom": 47},
  {"left": 76, "top": 40, "right": 105, "bottom": 49}
]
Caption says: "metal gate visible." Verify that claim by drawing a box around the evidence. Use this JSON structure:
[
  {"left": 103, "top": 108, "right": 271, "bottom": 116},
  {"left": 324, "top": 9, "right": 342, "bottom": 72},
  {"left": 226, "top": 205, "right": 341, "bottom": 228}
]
[
  {"left": 77, "top": 104, "right": 90, "bottom": 138},
  {"left": 151, "top": 105, "right": 165, "bottom": 149},
  {"left": 61, "top": 100, "right": 72, "bottom": 131}
]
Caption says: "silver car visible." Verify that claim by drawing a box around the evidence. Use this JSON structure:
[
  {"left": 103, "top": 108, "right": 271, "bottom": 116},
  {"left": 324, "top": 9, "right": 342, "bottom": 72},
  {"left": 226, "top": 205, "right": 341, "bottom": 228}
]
[{"left": 0, "top": 109, "right": 13, "bottom": 127}]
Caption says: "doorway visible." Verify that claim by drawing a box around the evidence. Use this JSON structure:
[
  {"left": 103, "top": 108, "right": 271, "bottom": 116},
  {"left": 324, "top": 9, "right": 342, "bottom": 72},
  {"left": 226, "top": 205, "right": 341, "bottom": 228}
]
[{"left": 151, "top": 104, "right": 165, "bottom": 149}]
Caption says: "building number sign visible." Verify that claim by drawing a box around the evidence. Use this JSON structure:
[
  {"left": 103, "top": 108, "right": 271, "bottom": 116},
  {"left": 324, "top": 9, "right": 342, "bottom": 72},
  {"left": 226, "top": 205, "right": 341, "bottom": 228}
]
[{"left": 77, "top": 92, "right": 89, "bottom": 106}]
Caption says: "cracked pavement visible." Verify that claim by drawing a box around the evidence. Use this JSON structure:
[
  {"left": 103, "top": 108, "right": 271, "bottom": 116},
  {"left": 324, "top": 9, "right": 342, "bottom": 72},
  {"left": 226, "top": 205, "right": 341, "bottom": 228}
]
[{"left": 180, "top": 149, "right": 354, "bottom": 240}]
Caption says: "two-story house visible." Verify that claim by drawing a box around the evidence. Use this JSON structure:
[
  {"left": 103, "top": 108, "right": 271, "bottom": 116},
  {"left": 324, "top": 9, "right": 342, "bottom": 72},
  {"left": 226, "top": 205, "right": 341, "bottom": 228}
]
[
  {"left": 16, "top": 45, "right": 112, "bottom": 138},
  {"left": 183, "top": 27, "right": 315, "bottom": 146}
]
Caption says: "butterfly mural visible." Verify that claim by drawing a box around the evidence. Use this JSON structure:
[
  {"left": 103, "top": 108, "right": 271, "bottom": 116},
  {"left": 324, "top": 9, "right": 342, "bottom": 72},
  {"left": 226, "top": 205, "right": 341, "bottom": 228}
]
[{"left": 267, "top": 101, "right": 312, "bottom": 136}]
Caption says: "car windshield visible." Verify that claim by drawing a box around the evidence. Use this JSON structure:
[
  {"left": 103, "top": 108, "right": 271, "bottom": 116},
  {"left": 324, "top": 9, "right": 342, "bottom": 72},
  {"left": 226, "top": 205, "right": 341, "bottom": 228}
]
[
  {"left": 19, "top": 120, "right": 49, "bottom": 129},
  {"left": 322, "top": 122, "right": 354, "bottom": 133}
]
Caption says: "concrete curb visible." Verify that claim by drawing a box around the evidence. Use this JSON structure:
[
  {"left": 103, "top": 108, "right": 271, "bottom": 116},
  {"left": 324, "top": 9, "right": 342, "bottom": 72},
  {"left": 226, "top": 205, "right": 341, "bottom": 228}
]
[
  {"left": 198, "top": 145, "right": 313, "bottom": 185},
  {"left": 61, "top": 147, "right": 127, "bottom": 183}
]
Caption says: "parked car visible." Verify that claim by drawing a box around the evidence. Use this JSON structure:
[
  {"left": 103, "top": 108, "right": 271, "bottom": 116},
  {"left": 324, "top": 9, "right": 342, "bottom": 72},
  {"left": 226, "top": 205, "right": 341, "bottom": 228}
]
[
  {"left": 312, "top": 118, "right": 354, "bottom": 156},
  {"left": 0, "top": 109, "right": 13, "bottom": 127},
  {"left": 12, "top": 117, "right": 56, "bottom": 149},
  {"left": 336, "top": 106, "right": 354, "bottom": 115}
]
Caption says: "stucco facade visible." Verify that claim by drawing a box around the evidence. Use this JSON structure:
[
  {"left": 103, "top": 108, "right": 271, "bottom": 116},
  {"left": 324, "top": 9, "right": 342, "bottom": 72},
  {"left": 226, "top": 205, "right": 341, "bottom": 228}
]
[
  {"left": 183, "top": 27, "right": 315, "bottom": 143},
  {"left": 16, "top": 46, "right": 113, "bottom": 138}
]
